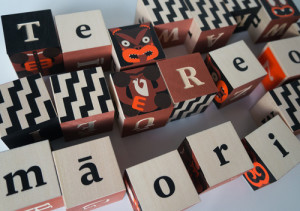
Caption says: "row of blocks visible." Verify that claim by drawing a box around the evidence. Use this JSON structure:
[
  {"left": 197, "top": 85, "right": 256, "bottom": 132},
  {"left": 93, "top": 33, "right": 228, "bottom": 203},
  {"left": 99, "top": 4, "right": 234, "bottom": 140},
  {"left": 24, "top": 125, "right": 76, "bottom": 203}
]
[
  {"left": 1, "top": 35, "right": 300, "bottom": 147},
  {"left": 1, "top": 0, "right": 300, "bottom": 76},
  {"left": 1, "top": 116, "right": 299, "bottom": 210}
]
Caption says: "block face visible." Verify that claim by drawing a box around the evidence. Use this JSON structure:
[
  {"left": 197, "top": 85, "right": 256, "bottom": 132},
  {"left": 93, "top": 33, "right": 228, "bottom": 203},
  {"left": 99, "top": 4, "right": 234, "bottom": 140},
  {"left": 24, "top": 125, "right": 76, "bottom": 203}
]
[
  {"left": 109, "top": 64, "right": 173, "bottom": 136},
  {"left": 109, "top": 23, "right": 165, "bottom": 71},
  {"left": 184, "top": 0, "right": 237, "bottom": 53},
  {"left": 157, "top": 53, "right": 217, "bottom": 121},
  {"left": 135, "top": 0, "right": 193, "bottom": 47},
  {"left": 185, "top": 121, "right": 253, "bottom": 189},
  {"left": 224, "top": 0, "right": 260, "bottom": 32},
  {"left": 52, "top": 137, "right": 125, "bottom": 210},
  {"left": 0, "top": 141, "right": 63, "bottom": 210},
  {"left": 244, "top": 116, "right": 300, "bottom": 183},
  {"left": 0, "top": 74, "right": 62, "bottom": 149},
  {"left": 50, "top": 67, "right": 114, "bottom": 140},
  {"left": 55, "top": 10, "right": 112, "bottom": 71},
  {"left": 282, "top": 20, "right": 300, "bottom": 38},
  {"left": 125, "top": 150, "right": 200, "bottom": 211},
  {"left": 206, "top": 40, "right": 266, "bottom": 108},
  {"left": 248, "top": 0, "right": 300, "bottom": 43},
  {"left": 1, "top": 10, "right": 63, "bottom": 77}
]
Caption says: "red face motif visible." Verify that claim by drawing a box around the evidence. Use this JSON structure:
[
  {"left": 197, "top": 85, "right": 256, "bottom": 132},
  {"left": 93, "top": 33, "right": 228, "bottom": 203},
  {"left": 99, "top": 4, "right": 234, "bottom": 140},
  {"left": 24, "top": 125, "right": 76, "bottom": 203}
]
[
  {"left": 111, "top": 24, "right": 160, "bottom": 64},
  {"left": 266, "top": 0, "right": 295, "bottom": 17}
]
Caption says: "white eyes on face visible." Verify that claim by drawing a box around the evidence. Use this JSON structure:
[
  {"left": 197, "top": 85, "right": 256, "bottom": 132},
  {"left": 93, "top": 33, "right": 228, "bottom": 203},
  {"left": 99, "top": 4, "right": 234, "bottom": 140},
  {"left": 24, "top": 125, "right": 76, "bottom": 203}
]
[
  {"left": 121, "top": 40, "right": 130, "bottom": 47},
  {"left": 142, "top": 36, "right": 150, "bottom": 44}
]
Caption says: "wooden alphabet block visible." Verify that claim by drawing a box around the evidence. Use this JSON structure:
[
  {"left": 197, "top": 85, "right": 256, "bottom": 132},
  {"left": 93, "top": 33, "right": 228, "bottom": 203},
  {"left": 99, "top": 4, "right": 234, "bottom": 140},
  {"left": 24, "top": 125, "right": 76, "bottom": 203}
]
[
  {"left": 184, "top": 0, "right": 237, "bottom": 53},
  {"left": 135, "top": 0, "right": 193, "bottom": 48},
  {"left": 109, "top": 22, "right": 165, "bottom": 71},
  {"left": 109, "top": 64, "right": 173, "bottom": 136},
  {"left": 205, "top": 40, "right": 266, "bottom": 108},
  {"left": 250, "top": 79, "right": 300, "bottom": 135},
  {"left": 178, "top": 121, "right": 253, "bottom": 193},
  {"left": 282, "top": 20, "right": 300, "bottom": 38},
  {"left": 50, "top": 67, "right": 114, "bottom": 141},
  {"left": 258, "top": 36, "right": 300, "bottom": 91},
  {"left": 242, "top": 116, "right": 300, "bottom": 190},
  {"left": 224, "top": 0, "right": 261, "bottom": 32},
  {"left": 248, "top": 0, "right": 300, "bottom": 43},
  {"left": 0, "top": 74, "right": 62, "bottom": 149},
  {"left": 124, "top": 150, "right": 200, "bottom": 211},
  {"left": 157, "top": 53, "right": 218, "bottom": 122},
  {"left": 55, "top": 10, "right": 112, "bottom": 71},
  {"left": 0, "top": 141, "right": 64, "bottom": 211},
  {"left": 52, "top": 136, "right": 126, "bottom": 211},
  {"left": 1, "top": 10, "right": 63, "bottom": 78}
]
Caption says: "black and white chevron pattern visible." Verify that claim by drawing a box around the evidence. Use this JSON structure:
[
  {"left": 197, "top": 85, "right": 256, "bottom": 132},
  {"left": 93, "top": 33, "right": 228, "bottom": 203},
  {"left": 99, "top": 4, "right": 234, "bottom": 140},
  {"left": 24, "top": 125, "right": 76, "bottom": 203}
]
[
  {"left": 185, "top": 0, "right": 236, "bottom": 31},
  {"left": 0, "top": 74, "right": 56, "bottom": 137},
  {"left": 270, "top": 80, "right": 300, "bottom": 132},
  {"left": 224, "top": 0, "right": 260, "bottom": 13},
  {"left": 169, "top": 93, "right": 215, "bottom": 122},
  {"left": 142, "top": 0, "right": 192, "bottom": 25},
  {"left": 51, "top": 68, "right": 114, "bottom": 123}
]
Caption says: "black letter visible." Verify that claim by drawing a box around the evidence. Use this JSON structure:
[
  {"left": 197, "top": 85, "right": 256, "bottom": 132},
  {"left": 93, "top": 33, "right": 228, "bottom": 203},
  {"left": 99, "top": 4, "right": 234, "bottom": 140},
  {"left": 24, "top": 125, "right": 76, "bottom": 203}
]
[
  {"left": 154, "top": 176, "right": 175, "bottom": 198},
  {"left": 76, "top": 24, "right": 91, "bottom": 38},
  {"left": 4, "top": 166, "right": 47, "bottom": 196},
  {"left": 213, "top": 144, "right": 230, "bottom": 166},
  {"left": 268, "top": 133, "right": 289, "bottom": 157},
  {"left": 78, "top": 156, "right": 103, "bottom": 186},
  {"left": 288, "top": 50, "right": 300, "bottom": 64},
  {"left": 233, "top": 57, "right": 248, "bottom": 71}
]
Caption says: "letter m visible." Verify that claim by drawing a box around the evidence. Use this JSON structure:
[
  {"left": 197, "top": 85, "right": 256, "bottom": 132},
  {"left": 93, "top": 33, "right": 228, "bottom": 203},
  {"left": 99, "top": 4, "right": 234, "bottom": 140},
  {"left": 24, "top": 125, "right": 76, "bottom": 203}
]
[
  {"left": 3, "top": 166, "right": 47, "bottom": 196},
  {"left": 158, "top": 28, "right": 179, "bottom": 43}
]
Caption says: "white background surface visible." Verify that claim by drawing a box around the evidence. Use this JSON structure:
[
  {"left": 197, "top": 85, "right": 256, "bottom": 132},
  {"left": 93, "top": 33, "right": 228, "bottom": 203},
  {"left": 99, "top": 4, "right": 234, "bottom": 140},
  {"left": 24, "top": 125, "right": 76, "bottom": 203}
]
[{"left": 0, "top": 1, "right": 300, "bottom": 211}]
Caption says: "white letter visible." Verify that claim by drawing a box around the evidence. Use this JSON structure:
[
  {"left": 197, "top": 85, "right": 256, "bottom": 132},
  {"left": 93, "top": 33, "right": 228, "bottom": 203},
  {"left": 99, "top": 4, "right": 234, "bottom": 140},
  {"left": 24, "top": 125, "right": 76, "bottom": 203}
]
[
  {"left": 158, "top": 28, "right": 179, "bottom": 43},
  {"left": 17, "top": 21, "right": 40, "bottom": 42},
  {"left": 176, "top": 67, "right": 205, "bottom": 89},
  {"left": 207, "top": 33, "right": 224, "bottom": 47}
]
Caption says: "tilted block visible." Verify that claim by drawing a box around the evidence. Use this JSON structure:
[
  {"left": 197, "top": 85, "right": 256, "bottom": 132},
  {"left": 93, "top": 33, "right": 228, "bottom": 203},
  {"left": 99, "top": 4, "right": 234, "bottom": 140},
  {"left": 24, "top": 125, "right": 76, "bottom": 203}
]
[
  {"left": 242, "top": 116, "right": 300, "bottom": 190},
  {"left": 224, "top": 0, "right": 261, "bottom": 32},
  {"left": 50, "top": 67, "right": 114, "bottom": 141},
  {"left": 205, "top": 40, "right": 266, "bottom": 108},
  {"left": 178, "top": 121, "right": 253, "bottom": 193},
  {"left": 258, "top": 36, "right": 300, "bottom": 91},
  {"left": 52, "top": 137, "right": 125, "bottom": 211},
  {"left": 109, "top": 64, "right": 173, "bottom": 137},
  {"left": 0, "top": 141, "right": 64, "bottom": 211},
  {"left": 1, "top": 10, "right": 63, "bottom": 78},
  {"left": 184, "top": 0, "right": 237, "bottom": 53},
  {"left": 0, "top": 74, "right": 62, "bottom": 149},
  {"left": 251, "top": 79, "right": 300, "bottom": 135},
  {"left": 135, "top": 0, "right": 193, "bottom": 48},
  {"left": 55, "top": 10, "right": 112, "bottom": 72},
  {"left": 248, "top": 0, "right": 300, "bottom": 43},
  {"left": 157, "top": 53, "right": 217, "bottom": 122},
  {"left": 109, "top": 23, "right": 165, "bottom": 71},
  {"left": 282, "top": 20, "right": 300, "bottom": 38},
  {"left": 124, "top": 150, "right": 200, "bottom": 211}
]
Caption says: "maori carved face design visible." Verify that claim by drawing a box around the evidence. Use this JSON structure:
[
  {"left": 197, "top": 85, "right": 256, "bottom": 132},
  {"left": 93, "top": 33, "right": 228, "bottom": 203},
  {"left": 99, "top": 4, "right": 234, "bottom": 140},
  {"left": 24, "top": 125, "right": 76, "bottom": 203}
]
[
  {"left": 266, "top": 0, "right": 295, "bottom": 17},
  {"left": 110, "top": 23, "right": 164, "bottom": 67},
  {"left": 113, "top": 65, "right": 172, "bottom": 117}
]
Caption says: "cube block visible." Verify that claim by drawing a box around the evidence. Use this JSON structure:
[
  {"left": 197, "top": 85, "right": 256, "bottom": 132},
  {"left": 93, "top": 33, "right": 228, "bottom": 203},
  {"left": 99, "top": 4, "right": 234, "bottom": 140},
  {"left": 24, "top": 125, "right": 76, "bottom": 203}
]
[
  {"left": 109, "top": 23, "right": 165, "bottom": 71},
  {"left": 0, "top": 141, "right": 64, "bottom": 211},
  {"left": 243, "top": 116, "right": 300, "bottom": 190},
  {"left": 50, "top": 67, "right": 114, "bottom": 141},
  {"left": 0, "top": 74, "right": 62, "bottom": 149},
  {"left": 135, "top": 0, "right": 193, "bottom": 48},
  {"left": 55, "top": 10, "right": 112, "bottom": 72},
  {"left": 52, "top": 137, "right": 126, "bottom": 211},
  {"left": 258, "top": 36, "right": 300, "bottom": 91},
  {"left": 1, "top": 10, "right": 63, "bottom": 78},
  {"left": 109, "top": 64, "right": 173, "bottom": 136},
  {"left": 157, "top": 53, "right": 217, "bottom": 122},
  {"left": 184, "top": 0, "right": 237, "bottom": 53},
  {"left": 178, "top": 121, "right": 253, "bottom": 193},
  {"left": 251, "top": 79, "right": 300, "bottom": 135},
  {"left": 248, "top": 0, "right": 300, "bottom": 43},
  {"left": 124, "top": 150, "right": 200, "bottom": 211},
  {"left": 205, "top": 40, "right": 266, "bottom": 108}
]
